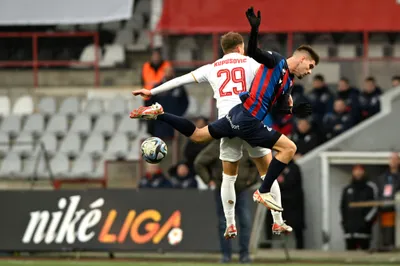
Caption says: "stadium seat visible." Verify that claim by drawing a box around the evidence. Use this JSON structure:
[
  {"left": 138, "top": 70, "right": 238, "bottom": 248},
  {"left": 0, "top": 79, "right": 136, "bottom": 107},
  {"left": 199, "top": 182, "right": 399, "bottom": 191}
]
[
  {"left": 105, "top": 133, "right": 129, "bottom": 160},
  {"left": 35, "top": 153, "right": 51, "bottom": 179},
  {"left": 18, "top": 153, "right": 39, "bottom": 179},
  {"left": 84, "top": 98, "right": 104, "bottom": 118},
  {"left": 128, "top": 97, "right": 143, "bottom": 111},
  {"left": 12, "top": 132, "right": 34, "bottom": 157},
  {"left": 0, "top": 96, "right": 10, "bottom": 117},
  {"left": 83, "top": 132, "right": 105, "bottom": 158},
  {"left": 0, "top": 152, "right": 21, "bottom": 178},
  {"left": 22, "top": 113, "right": 45, "bottom": 138},
  {"left": 117, "top": 115, "right": 139, "bottom": 138},
  {"left": 199, "top": 97, "right": 213, "bottom": 119},
  {"left": 0, "top": 132, "right": 9, "bottom": 157},
  {"left": 59, "top": 96, "right": 80, "bottom": 116},
  {"left": 59, "top": 132, "right": 81, "bottom": 157},
  {"left": 0, "top": 115, "right": 21, "bottom": 137},
  {"left": 185, "top": 96, "right": 199, "bottom": 118},
  {"left": 114, "top": 28, "right": 134, "bottom": 46},
  {"left": 368, "top": 44, "right": 385, "bottom": 58},
  {"left": 100, "top": 45, "right": 125, "bottom": 67},
  {"left": 12, "top": 95, "right": 34, "bottom": 116},
  {"left": 45, "top": 114, "right": 68, "bottom": 138},
  {"left": 69, "top": 113, "right": 91, "bottom": 138},
  {"left": 127, "top": 136, "right": 147, "bottom": 161},
  {"left": 38, "top": 133, "right": 57, "bottom": 157},
  {"left": 200, "top": 38, "right": 214, "bottom": 61},
  {"left": 107, "top": 96, "right": 127, "bottom": 117},
  {"left": 38, "top": 97, "right": 56, "bottom": 117},
  {"left": 311, "top": 44, "right": 329, "bottom": 58},
  {"left": 126, "top": 14, "right": 145, "bottom": 30},
  {"left": 92, "top": 114, "right": 115, "bottom": 137},
  {"left": 394, "top": 44, "right": 400, "bottom": 57},
  {"left": 102, "top": 21, "right": 121, "bottom": 32},
  {"left": 337, "top": 44, "right": 357, "bottom": 58},
  {"left": 68, "top": 153, "right": 93, "bottom": 178},
  {"left": 71, "top": 44, "right": 102, "bottom": 69},
  {"left": 175, "top": 37, "right": 196, "bottom": 61},
  {"left": 89, "top": 157, "right": 106, "bottom": 179},
  {"left": 127, "top": 30, "right": 150, "bottom": 51},
  {"left": 50, "top": 152, "right": 70, "bottom": 178}
]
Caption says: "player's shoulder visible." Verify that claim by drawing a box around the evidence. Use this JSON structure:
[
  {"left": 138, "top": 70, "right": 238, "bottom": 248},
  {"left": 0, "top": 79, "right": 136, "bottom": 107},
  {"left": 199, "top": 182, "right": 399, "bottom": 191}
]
[
  {"left": 268, "top": 50, "right": 285, "bottom": 61},
  {"left": 243, "top": 55, "right": 260, "bottom": 65}
]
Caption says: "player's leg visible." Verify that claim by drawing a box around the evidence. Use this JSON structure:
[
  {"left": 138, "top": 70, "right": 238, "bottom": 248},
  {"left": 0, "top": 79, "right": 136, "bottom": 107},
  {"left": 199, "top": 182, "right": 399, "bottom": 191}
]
[
  {"left": 130, "top": 103, "right": 215, "bottom": 143},
  {"left": 220, "top": 138, "right": 242, "bottom": 239},
  {"left": 258, "top": 134, "right": 296, "bottom": 194},
  {"left": 246, "top": 144, "right": 292, "bottom": 234},
  {"left": 214, "top": 188, "right": 232, "bottom": 262},
  {"left": 239, "top": 122, "right": 294, "bottom": 211}
]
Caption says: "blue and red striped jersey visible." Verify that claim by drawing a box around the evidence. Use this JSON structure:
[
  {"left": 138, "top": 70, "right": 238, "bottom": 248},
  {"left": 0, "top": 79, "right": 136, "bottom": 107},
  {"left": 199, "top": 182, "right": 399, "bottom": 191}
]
[{"left": 240, "top": 51, "right": 294, "bottom": 121}]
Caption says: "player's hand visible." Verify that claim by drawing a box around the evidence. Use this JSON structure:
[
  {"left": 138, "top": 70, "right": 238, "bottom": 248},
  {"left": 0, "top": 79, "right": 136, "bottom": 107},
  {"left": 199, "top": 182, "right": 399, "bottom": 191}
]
[
  {"left": 132, "top": 88, "right": 152, "bottom": 100},
  {"left": 246, "top": 7, "right": 261, "bottom": 28},
  {"left": 292, "top": 102, "right": 312, "bottom": 118}
]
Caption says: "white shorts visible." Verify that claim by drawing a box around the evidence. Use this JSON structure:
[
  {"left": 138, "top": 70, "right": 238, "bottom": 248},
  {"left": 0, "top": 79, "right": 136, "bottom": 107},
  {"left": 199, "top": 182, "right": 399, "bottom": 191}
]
[{"left": 219, "top": 137, "right": 271, "bottom": 162}]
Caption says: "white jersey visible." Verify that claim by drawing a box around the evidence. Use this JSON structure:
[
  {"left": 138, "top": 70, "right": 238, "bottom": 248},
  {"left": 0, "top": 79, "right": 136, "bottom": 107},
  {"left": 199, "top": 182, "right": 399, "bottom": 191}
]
[{"left": 191, "top": 53, "right": 260, "bottom": 118}]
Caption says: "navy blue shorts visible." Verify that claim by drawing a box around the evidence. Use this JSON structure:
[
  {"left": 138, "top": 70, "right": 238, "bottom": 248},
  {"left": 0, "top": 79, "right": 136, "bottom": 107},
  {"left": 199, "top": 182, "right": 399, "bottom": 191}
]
[{"left": 208, "top": 104, "right": 282, "bottom": 149}]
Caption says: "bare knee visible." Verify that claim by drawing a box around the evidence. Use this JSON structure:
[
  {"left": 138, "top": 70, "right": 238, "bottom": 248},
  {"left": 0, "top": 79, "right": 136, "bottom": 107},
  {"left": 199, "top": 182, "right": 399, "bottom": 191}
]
[
  {"left": 284, "top": 140, "right": 297, "bottom": 158},
  {"left": 222, "top": 160, "right": 239, "bottom": 176}
]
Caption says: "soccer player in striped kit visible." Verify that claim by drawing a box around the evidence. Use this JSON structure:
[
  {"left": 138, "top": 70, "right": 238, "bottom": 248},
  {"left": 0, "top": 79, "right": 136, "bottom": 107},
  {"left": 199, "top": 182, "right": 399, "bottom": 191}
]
[{"left": 130, "top": 6, "right": 318, "bottom": 235}]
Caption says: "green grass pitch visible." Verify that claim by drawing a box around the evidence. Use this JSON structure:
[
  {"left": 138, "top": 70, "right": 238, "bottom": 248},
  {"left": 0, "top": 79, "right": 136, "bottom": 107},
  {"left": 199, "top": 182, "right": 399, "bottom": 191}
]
[{"left": 0, "top": 261, "right": 391, "bottom": 266}]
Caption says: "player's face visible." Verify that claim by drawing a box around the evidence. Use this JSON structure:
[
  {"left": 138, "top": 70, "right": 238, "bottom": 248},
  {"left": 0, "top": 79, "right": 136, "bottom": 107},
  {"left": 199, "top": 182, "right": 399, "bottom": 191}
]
[{"left": 295, "top": 57, "right": 315, "bottom": 79}]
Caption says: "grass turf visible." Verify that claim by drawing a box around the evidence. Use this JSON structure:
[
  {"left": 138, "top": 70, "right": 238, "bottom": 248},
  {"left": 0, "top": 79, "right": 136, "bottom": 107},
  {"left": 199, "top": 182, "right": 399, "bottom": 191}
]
[{"left": 0, "top": 261, "right": 392, "bottom": 266}]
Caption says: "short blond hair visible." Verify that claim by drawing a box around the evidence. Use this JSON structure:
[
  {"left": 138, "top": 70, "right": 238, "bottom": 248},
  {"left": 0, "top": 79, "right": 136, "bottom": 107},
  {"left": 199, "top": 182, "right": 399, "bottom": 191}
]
[{"left": 220, "top": 32, "right": 244, "bottom": 54}]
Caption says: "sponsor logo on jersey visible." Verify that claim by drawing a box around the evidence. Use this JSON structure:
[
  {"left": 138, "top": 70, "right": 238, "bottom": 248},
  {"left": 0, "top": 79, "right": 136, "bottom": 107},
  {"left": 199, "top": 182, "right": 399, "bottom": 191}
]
[{"left": 226, "top": 115, "right": 240, "bottom": 130}]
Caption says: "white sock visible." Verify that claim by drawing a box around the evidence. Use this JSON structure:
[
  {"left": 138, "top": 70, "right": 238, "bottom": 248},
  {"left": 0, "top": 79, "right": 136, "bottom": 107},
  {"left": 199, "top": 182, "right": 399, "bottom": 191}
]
[
  {"left": 221, "top": 173, "right": 237, "bottom": 227},
  {"left": 270, "top": 180, "right": 283, "bottom": 224}
]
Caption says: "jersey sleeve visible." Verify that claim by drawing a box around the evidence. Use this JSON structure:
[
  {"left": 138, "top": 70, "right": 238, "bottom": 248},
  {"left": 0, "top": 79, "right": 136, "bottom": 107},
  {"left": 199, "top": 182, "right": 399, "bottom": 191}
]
[
  {"left": 253, "top": 50, "right": 283, "bottom": 69},
  {"left": 248, "top": 57, "right": 261, "bottom": 76},
  {"left": 191, "top": 64, "right": 213, "bottom": 83},
  {"left": 247, "top": 25, "right": 283, "bottom": 68}
]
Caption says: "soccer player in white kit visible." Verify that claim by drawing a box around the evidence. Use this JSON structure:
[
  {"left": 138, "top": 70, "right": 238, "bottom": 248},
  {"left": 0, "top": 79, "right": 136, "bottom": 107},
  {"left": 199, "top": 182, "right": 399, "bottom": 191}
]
[{"left": 132, "top": 32, "right": 292, "bottom": 238}]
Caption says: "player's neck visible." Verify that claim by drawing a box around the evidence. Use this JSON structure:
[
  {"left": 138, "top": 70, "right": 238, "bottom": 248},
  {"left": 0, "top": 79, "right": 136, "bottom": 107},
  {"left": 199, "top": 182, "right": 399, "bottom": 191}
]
[
  {"left": 224, "top": 52, "right": 239, "bottom": 56},
  {"left": 286, "top": 57, "right": 299, "bottom": 73}
]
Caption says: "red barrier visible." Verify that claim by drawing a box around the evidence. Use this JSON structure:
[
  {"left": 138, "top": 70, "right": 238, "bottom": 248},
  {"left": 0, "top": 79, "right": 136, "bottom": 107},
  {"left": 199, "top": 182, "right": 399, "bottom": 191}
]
[
  {"left": 157, "top": 0, "right": 400, "bottom": 33},
  {"left": 0, "top": 31, "right": 100, "bottom": 87}
]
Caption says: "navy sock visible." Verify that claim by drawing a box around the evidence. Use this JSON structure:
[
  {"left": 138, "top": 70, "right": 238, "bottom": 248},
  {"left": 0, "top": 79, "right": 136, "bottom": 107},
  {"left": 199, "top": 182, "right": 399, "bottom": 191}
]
[
  {"left": 259, "top": 158, "right": 287, "bottom": 193},
  {"left": 157, "top": 113, "right": 196, "bottom": 137}
]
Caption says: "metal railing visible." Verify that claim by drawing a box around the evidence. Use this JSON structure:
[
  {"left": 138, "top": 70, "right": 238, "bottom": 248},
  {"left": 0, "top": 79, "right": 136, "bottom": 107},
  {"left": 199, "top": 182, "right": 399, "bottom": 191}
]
[{"left": 0, "top": 31, "right": 100, "bottom": 87}]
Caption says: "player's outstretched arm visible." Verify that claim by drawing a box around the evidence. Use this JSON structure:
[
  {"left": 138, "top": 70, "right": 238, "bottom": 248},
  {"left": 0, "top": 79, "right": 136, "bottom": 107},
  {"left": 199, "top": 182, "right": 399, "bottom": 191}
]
[
  {"left": 132, "top": 73, "right": 196, "bottom": 98},
  {"left": 246, "top": 7, "right": 260, "bottom": 58},
  {"left": 246, "top": 7, "right": 279, "bottom": 68}
]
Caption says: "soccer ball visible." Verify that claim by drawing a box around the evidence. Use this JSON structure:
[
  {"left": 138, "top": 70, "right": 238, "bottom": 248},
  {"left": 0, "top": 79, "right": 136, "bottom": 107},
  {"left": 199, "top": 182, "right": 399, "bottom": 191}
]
[
  {"left": 141, "top": 137, "right": 168, "bottom": 164},
  {"left": 167, "top": 227, "right": 183, "bottom": 245}
]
